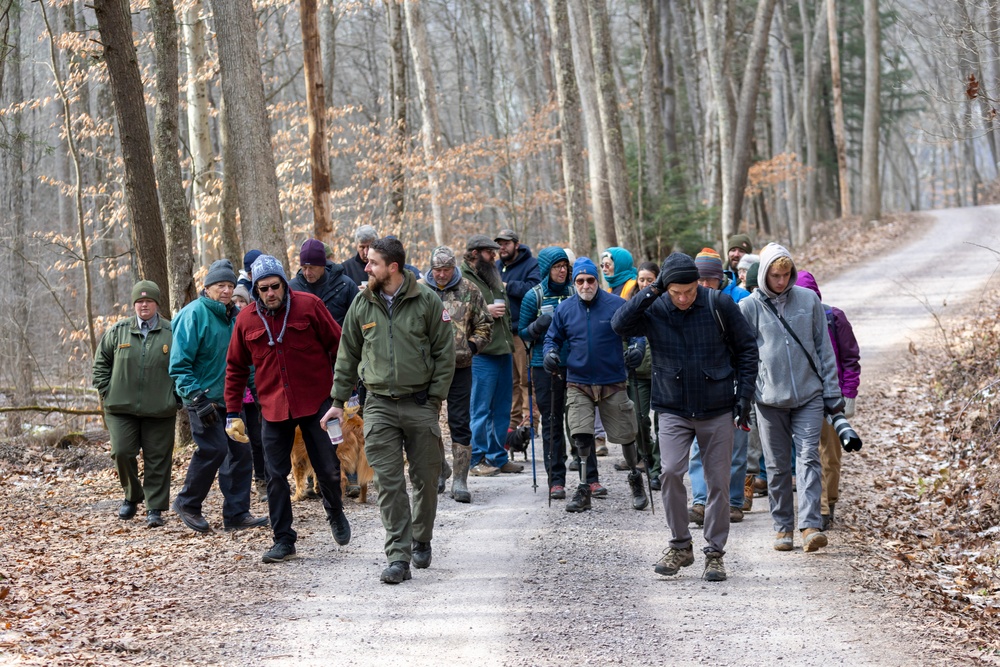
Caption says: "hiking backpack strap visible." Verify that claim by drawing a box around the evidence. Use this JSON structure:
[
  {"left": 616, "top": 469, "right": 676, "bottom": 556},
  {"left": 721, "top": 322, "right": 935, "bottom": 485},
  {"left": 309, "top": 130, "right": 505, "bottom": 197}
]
[{"left": 761, "top": 297, "right": 823, "bottom": 382}]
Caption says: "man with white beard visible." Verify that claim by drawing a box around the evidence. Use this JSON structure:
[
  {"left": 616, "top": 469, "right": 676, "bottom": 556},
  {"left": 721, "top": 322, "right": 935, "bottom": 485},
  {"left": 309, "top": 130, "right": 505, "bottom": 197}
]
[{"left": 542, "top": 257, "right": 648, "bottom": 513}]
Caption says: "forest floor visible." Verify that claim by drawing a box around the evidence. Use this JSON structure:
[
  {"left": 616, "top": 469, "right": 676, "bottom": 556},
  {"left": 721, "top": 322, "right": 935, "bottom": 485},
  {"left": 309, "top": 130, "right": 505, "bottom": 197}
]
[{"left": 3, "top": 208, "right": 1000, "bottom": 666}]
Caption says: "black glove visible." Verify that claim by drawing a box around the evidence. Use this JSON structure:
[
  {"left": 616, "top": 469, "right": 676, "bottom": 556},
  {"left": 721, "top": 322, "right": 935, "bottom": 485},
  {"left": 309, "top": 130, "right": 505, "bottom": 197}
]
[
  {"left": 823, "top": 396, "right": 846, "bottom": 416},
  {"left": 543, "top": 350, "right": 561, "bottom": 376},
  {"left": 190, "top": 390, "right": 219, "bottom": 427},
  {"left": 624, "top": 344, "right": 643, "bottom": 370},
  {"left": 654, "top": 271, "right": 672, "bottom": 294},
  {"left": 527, "top": 314, "right": 552, "bottom": 340},
  {"left": 733, "top": 396, "right": 751, "bottom": 431},
  {"left": 468, "top": 340, "right": 478, "bottom": 356}
]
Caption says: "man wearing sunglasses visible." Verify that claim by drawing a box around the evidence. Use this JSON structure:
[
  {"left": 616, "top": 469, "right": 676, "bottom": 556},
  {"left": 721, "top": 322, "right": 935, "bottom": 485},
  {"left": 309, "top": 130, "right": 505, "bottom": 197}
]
[
  {"left": 224, "top": 254, "right": 351, "bottom": 564},
  {"left": 542, "top": 257, "right": 649, "bottom": 514}
]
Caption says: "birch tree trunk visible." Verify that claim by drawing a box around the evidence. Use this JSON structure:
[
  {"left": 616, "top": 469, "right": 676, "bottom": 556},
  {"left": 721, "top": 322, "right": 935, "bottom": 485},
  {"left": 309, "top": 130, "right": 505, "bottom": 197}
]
[
  {"left": 210, "top": 0, "right": 287, "bottom": 265},
  {"left": 404, "top": 0, "right": 447, "bottom": 245},
  {"left": 300, "top": 0, "right": 334, "bottom": 240},
  {"left": 385, "top": 0, "right": 406, "bottom": 228},
  {"left": 550, "top": 0, "right": 591, "bottom": 255},
  {"left": 826, "top": 0, "right": 850, "bottom": 217},
  {"left": 587, "top": 0, "right": 638, "bottom": 252},
  {"left": 93, "top": 0, "right": 170, "bottom": 315},
  {"left": 860, "top": 0, "right": 881, "bottom": 221}
]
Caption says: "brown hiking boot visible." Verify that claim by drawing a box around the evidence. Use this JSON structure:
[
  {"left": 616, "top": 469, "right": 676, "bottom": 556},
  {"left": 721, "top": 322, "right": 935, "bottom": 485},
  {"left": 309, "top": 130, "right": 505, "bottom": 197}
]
[
  {"left": 774, "top": 531, "right": 794, "bottom": 551},
  {"left": 742, "top": 474, "right": 754, "bottom": 512},
  {"left": 689, "top": 504, "right": 705, "bottom": 526},
  {"left": 802, "top": 528, "right": 828, "bottom": 553},
  {"left": 654, "top": 546, "right": 695, "bottom": 576},
  {"left": 703, "top": 552, "right": 727, "bottom": 582},
  {"left": 729, "top": 507, "right": 744, "bottom": 523},
  {"left": 753, "top": 477, "right": 768, "bottom": 497}
]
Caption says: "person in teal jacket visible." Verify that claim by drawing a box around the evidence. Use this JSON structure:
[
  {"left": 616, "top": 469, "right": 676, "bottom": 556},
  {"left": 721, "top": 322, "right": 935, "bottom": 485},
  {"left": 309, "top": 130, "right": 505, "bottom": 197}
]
[
  {"left": 168, "top": 259, "right": 267, "bottom": 534},
  {"left": 92, "top": 281, "right": 178, "bottom": 527}
]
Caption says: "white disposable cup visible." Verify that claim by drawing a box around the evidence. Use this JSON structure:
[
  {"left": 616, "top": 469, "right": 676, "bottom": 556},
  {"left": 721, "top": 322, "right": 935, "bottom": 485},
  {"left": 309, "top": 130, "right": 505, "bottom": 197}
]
[
  {"left": 494, "top": 299, "right": 505, "bottom": 306},
  {"left": 540, "top": 304, "right": 554, "bottom": 315},
  {"left": 328, "top": 418, "right": 344, "bottom": 445}
]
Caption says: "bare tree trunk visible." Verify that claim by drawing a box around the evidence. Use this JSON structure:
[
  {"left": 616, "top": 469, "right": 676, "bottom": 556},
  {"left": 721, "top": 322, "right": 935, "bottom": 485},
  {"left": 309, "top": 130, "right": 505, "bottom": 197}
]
[
  {"left": 587, "top": 0, "right": 637, "bottom": 253},
  {"left": 532, "top": 0, "right": 556, "bottom": 100},
  {"left": 642, "top": 0, "right": 665, "bottom": 204},
  {"left": 550, "top": 0, "right": 591, "bottom": 254},
  {"left": 470, "top": 1, "right": 506, "bottom": 227},
  {"left": 860, "top": 0, "right": 881, "bottom": 221},
  {"left": 210, "top": 0, "right": 287, "bottom": 265},
  {"left": 150, "top": 0, "right": 196, "bottom": 315},
  {"left": 385, "top": 0, "right": 406, "bottom": 228},
  {"left": 301, "top": 0, "right": 334, "bottom": 241},
  {"left": 659, "top": 0, "right": 680, "bottom": 175},
  {"left": 956, "top": 0, "right": 999, "bottom": 173},
  {"left": 826, "top": 0, "right": 850, "bottom": 217},
  {"left": 320, "top": 0, "right": 338, "bottom": 108},
  {"left": 217, "top": 95, "right": 243, "bottom": 263},
  {"left": 404, "top": 0, "right": 447, "bottom": 244},
  {"left": 94, "top": 0, "right": 170, "bottom": 320}
]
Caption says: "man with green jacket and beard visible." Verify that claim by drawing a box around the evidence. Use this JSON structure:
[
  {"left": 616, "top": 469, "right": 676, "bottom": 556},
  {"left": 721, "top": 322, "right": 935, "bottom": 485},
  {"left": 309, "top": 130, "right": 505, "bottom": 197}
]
[{"left": 323, "top": 238, "right": 455, "bottom": 584}]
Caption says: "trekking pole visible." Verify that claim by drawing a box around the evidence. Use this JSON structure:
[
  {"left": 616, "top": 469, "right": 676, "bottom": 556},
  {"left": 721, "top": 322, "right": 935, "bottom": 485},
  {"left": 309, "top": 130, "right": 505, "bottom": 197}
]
[
  {"left": 527, "top": 363, "right": 537, "bottom": 493},
  {"left": 629, "top": 369, "right": 655, "bottom": 515}
]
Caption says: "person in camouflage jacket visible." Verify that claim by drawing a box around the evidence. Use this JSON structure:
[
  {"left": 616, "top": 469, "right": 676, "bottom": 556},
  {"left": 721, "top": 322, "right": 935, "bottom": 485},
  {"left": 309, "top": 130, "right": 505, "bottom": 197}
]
[{"left": 422, "top": 246, "right": 493, "bottom": 503}]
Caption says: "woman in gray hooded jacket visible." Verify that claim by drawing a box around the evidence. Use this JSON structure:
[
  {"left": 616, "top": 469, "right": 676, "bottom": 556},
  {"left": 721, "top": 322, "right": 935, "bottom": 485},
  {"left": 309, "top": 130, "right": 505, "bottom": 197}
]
[{"left": 739, "top": 244, "right": 844, "bottom": 553}]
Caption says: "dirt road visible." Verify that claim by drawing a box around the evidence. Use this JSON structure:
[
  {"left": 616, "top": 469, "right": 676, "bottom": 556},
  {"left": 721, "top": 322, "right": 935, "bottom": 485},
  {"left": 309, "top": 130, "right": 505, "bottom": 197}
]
[{"left": 231, "top": 207, "right": 1000, "bottom": 667}]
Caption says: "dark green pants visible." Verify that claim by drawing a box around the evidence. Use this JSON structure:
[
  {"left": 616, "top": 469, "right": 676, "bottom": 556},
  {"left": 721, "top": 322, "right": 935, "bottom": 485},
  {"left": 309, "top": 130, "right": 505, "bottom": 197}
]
[
  {"left": 105, "top": 413, "right": 176, "bottom": 511},
  {"left": 363, "top": 395, "right": 442, "bottom": 564}
]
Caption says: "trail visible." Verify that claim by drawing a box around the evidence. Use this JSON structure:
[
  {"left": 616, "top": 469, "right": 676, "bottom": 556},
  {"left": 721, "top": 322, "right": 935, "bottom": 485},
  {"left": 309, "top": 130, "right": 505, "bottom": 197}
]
[{"left": 236, "top": 207, "right": 1000, "bottom": 667}]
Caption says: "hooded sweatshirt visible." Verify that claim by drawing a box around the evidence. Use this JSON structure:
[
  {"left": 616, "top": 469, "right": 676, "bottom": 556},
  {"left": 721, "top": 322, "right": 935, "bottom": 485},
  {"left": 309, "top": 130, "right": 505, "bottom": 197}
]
[{"left": 739, "top": 244, "right": 841, "bottom": 409}]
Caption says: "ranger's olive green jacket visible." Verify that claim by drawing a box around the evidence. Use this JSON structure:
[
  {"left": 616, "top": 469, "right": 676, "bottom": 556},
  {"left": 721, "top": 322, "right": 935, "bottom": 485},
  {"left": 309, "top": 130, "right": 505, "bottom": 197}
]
[
  {"left": 92, "top": 316, "right": 179, "bottom": 418},
  {"left": 332, "top": 270, "right": 456, "bottom": 407}
]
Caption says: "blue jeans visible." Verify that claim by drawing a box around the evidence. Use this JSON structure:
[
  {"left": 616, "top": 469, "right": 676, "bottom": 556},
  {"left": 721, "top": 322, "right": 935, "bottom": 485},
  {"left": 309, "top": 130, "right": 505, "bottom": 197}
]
[
  {"left": 471, "top": 353, "right": 513, "bottom": 468},
  {"left": 689, "top": 426, "right": 748, "bottom": 508}
]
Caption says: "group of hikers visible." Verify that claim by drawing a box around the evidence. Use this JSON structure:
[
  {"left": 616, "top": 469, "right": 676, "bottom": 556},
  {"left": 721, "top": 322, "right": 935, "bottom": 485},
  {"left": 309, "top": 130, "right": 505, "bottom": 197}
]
[{"left": 92, "top": 225, "right": 860, "bottom": 584}]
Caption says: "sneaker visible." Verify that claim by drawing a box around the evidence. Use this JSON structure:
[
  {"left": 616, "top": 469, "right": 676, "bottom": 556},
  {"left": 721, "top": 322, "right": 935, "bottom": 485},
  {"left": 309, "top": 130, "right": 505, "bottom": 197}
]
[
  {"left": 224, "top": 514, "right": 269, "bottom": 531},
  {"left": 328, "top": 509, "right": 351, "bottom": 545},
  {"left": 589, "top": 482, "right": 608, "bottom": 498},
  {"left": 568, "top": 458, "right": 581, "bottom": 472},
  {"left": 470, "top": 462, "right": 500, "bottom": 477},
  {"left": 595, "top": 437, "right": 608, "bottom": 456},
  {"left": 729, "top": 507, "right": 744, "bottom": 523},
  {"left": 689, "top": 504, "right": 705, "bottom": 526},
  {"left": 499, "top": 461, "right": 524, "bottom": 474},
  {"left": 262, "top": 542, "right": 296, "bottom": 563},
  {"left": 411, "top": 540, "right": 432, "bottom": 569},
  {"left": 380, "top": 560, "right": 412, "bottom": 584},
  {"left": 549, "top": 485, "right": 566, "bottom": 500},
  {"left": 654, "top": 546, "right": 695, "bottom": 576},
  {"left": 774, "top": 531, "right": 794, "bottom": 551},
  {"left": 627, "top": 471, "right": 648, "bottom": 510},
  {"left": 802, "top": 528, "right": 828, "bottom": 553},
  {"left": 753, "top": 477, "right": 768, "bottom": 497},
  {"left": 566, "top": 484, "right": 592, "bottom": 512},
  {"left": 703, "top": 552, "right": 727, "bottom": 582}
]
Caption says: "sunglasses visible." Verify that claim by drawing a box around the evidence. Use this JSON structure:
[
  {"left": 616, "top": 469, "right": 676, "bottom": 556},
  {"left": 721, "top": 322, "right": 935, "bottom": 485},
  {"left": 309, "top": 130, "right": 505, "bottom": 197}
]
[
  {"left": 257, "top": 282, "right": 282, "bottom": 293},
  {"left": 575, "top": 277, "right": 596, "bottom": 285}
]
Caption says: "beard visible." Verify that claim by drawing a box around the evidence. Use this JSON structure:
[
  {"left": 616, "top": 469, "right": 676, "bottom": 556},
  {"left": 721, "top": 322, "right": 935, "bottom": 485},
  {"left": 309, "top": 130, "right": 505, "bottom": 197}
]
[
  {"left": 368, "top": 273, "right": 385, "bottom": 294},
  {"left": 474, "top": 255, "right": 503, "bottom": 293}
]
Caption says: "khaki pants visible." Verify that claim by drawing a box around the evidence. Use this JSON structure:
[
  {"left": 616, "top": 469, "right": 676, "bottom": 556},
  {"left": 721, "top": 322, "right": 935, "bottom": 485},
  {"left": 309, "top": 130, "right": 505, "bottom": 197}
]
[
  {"left": 566, "top": 386, "right": 637, "bottom": 444},
  {"left": 509, "top": 336, "right": 537, "bottom": 429},
  {"left": 819, "top": 420, "right": 841, "bottom": 515}
]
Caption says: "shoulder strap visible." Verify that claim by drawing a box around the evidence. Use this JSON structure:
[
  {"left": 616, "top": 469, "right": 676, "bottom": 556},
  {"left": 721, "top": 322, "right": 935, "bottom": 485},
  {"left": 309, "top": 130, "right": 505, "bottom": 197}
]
[
  {"left": 532, "top": 284, "right": 544, "bottom": 317},
  {"left": 707, "top": 288, "right": 726, "bottom": 341},
  {"left": 761, "top": 298, "right": 823, "bottom": 381}
]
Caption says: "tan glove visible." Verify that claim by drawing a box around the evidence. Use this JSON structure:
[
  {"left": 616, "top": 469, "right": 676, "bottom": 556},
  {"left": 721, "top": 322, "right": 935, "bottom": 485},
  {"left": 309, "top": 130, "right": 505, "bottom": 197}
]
[
  {"left": 225, "top": 417, "right": 250, "bottom": 443},
  {"left": 843, "top": 397, "right": 856, "bottom": 419}
]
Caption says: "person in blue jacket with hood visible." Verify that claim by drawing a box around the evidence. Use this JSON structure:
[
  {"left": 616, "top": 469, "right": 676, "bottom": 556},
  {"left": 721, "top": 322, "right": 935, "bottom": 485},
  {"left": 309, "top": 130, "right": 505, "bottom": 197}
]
[{"left": 542, "top": 257, "right": 648, "bottom": 513}]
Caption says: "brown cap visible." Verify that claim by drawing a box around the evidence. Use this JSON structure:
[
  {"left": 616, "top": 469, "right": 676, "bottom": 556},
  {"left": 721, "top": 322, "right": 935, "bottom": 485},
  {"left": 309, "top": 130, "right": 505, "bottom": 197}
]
[{"left": 494, "top": 229, "right": 518, "bottom": 243}]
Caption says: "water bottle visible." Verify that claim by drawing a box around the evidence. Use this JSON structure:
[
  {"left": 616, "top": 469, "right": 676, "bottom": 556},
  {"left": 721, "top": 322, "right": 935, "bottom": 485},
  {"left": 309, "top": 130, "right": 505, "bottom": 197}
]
[{"left": 328, "top": 417, "right": 344, "bottom": 445}]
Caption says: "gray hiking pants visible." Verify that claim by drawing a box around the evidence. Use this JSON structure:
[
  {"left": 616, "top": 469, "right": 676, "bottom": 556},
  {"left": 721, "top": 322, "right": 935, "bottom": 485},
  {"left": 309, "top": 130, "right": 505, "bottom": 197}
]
[
  {"left": 657, "top": 412, "right": 733, "bottom": 555},
  {"left": 755, "top": 395, "right": 824, "bottom": 532}
]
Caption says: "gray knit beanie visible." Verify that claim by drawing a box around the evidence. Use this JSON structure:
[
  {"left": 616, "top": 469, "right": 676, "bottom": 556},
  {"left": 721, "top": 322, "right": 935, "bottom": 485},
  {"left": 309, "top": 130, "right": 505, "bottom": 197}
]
[{"left": 204, "top": 259, "right": 238, "bottom": 287}]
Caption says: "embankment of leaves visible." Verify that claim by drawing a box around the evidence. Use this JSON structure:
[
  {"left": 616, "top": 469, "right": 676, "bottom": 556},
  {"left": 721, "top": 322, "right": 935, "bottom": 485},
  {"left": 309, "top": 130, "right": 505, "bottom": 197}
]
[{"left": 844, "top": 290, "right": 1000, "bottom": 656}]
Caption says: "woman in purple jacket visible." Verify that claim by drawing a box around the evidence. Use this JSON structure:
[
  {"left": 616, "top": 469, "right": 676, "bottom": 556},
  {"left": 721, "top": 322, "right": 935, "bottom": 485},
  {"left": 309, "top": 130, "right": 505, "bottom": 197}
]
[{"left": 795, "top": 271, "right": 860, "bottom": 530}]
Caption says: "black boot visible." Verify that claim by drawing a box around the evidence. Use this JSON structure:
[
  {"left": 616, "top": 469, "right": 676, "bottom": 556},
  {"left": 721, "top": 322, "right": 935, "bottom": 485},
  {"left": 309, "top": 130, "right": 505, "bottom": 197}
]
[
  {"left": 566, "top": 483, "right": 592, "bottom": 513},
  {"left": 628, "top": 471, "right": 649, "bottom": 510}
]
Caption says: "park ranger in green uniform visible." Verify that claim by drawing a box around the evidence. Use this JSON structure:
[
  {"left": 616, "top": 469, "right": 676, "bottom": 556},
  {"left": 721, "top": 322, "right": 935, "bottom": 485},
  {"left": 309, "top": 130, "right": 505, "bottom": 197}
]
[
  {"left": 92, "top": 280, "right": 179, "bottom": 528},
  {"left": 323, "top": 237, "right": 455, "bottom": 585}
]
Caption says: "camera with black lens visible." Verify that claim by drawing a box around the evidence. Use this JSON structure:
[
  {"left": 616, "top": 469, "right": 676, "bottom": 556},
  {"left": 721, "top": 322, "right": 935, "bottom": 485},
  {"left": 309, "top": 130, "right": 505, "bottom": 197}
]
[{"left": 827, "top": 413, "right": 862, "bottom": 452}]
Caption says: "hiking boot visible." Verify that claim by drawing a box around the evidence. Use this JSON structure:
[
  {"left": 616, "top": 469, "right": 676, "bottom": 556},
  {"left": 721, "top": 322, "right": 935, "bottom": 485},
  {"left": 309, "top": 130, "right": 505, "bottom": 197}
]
[
  {"left": 145, "top": 510, "right": 164, "bottom": 528},
  {"left": 470, "top": 462, "right": 500, "bottom": 477},
  {"left": 753, "top": 477, "right": 768, "bottom": 497},
  {"left": 774, "top": 531, "right": 794, "bottom": 551},
  {"left": 172, "top": 499, "right": 210, "bottom": 533},
  {"left": 589, "top": 482, "right": 608, "bottom": 498},
  {"left": 380, "top": 560, "right": 411, "bottom": 584},
  {"left": 450, "top": 443, "right": 472, "bottom": 503},
  {"left": 118, "top": 499, "right": 138, "bottom": 521},
  {"left": 549, "top": 485, "right": 566, "bottom": 500},
  {"left": 654, "top": 546, "right": 695, "bottom": 576},
  {"left": 703, "top": 551, "right": 727, "bottom": 582},
  {"left": 328, "top": 509, "right": 351, "bottom": 545},
  {"left": 499, "top": 461, "right": 524, "bottom": 473},
  {"left": 566, "top": 484, "right": 592, "bottom": 513},
  {"left": 742, "top": 474, "right": 754, "bottom": 512},
  {"left": 729, "top": 507, "right": 744, "bottom": 523},
  {"left": 689, "top": 504, "right": 705, "bottom": 526},
  {"left": 262, "top": 542, "right": 296, "bottom": 563},
  {"left": 627, "top": 471, "right": 648, "bottom": 510},
  {"left": 595, "top": 437, "right": 608, "bottom": 456},
  {"left": 411, "top": 541, "right": 432, "bottom": 569},
  {"left": 649, "top": 475, "right": 662, "bottom": 491},
  {"left": 568, "top": 458, "right": 581, "bottom": 472},
  {"left": 802, "top": 528, "right": 828, "bottom": 553}
]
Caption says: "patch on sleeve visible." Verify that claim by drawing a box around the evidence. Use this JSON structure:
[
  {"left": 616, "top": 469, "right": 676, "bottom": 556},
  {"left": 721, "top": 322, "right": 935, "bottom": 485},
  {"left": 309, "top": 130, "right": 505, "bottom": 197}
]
[
  {"left": 118, "top": 343, "right": 131, "bottom": 349},
  {"left": 442, "top": 309, "right": 452, "bottom": 322},
  {"left": 163, "top": 344, "right": 169, "bottom": 354},
  {"left": 361, "top": 321, "right": 377, "bottom": 331}
]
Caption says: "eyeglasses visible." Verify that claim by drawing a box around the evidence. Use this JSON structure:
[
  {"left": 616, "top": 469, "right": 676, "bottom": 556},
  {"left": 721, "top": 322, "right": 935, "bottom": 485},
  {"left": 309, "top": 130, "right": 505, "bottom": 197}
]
[
  {"left": 257, "top": 282, "right": 282, "bottom": 293},
  {"left": 575, "top": 277, "right": 596, "bottom": 285}
]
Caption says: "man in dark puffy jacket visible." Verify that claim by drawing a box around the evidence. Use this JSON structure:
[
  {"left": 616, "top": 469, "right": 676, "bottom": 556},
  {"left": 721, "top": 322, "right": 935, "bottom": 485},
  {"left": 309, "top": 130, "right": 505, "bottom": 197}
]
[
  {"left": 543, "top": 257, "right": 648, "bottom": 514},
  {"left": 495, "top": 229, "right": 540, "bottom": 431},
  {"left": 613, "top": 252, "right": 758, "bottom": 583},
  {"left": 289, "top": 238, "right": 358, "bottom": 326}
]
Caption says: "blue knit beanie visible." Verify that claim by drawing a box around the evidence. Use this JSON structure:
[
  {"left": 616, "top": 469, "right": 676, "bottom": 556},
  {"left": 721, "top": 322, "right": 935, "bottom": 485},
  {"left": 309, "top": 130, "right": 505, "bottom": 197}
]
[{"left": 572, "top": 257, "right": 600, "bottom": 283}]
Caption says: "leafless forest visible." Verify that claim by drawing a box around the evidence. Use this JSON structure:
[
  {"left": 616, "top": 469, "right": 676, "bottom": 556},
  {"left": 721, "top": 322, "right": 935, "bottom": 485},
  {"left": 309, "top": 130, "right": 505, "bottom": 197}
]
[{"left": 0, "top": 0, "right": 995, "bottom": 426}]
